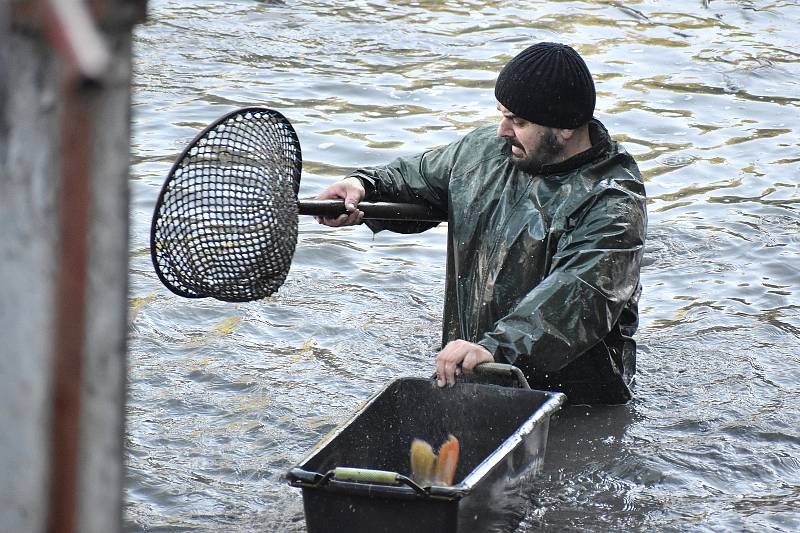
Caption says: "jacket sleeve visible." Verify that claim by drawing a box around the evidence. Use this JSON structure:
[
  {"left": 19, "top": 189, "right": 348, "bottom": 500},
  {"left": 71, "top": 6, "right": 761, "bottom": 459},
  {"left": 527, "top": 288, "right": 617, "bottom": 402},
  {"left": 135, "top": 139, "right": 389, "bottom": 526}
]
[
  {"left": 479, "top": 181, "right": 647, "bottom": 373},
  {"left": 349, "top": 142, "right": 456, "bottom": 234}
]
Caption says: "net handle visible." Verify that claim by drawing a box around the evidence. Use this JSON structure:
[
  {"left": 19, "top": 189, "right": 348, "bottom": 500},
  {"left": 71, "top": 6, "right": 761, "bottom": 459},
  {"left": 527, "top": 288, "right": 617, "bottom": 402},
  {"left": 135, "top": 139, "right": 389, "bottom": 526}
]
[{"left": 298, "top": 199, "right": 446, "bottom": 222}]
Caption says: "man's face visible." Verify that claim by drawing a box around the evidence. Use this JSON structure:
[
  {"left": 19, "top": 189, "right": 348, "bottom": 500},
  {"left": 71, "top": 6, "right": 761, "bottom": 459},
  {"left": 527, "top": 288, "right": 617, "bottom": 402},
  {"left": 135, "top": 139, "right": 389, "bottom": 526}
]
[{"left": 496, "top": 102, "right": 564, "bottom": 175}]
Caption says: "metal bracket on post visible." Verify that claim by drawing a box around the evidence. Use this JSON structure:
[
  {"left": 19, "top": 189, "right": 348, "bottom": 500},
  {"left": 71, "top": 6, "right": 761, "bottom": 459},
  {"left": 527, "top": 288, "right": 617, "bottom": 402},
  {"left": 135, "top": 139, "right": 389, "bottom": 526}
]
[
  {"left": 10, "top": 0, "right": 119, "bottom": 82},
  {"left": 42, "top": 0, "right": 112, "bottom": 81}
]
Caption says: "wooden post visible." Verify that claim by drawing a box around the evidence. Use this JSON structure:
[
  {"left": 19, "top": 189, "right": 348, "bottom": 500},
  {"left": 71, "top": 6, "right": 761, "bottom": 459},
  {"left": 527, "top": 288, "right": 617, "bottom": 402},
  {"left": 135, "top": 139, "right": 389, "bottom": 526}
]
[{"left": 0, "top": 2, "right": 146, "bottom": 532}]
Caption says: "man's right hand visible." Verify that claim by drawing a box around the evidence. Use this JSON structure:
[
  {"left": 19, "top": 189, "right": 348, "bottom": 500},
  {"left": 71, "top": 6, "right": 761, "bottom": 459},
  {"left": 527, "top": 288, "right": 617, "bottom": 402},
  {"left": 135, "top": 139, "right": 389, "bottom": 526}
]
[
  {"left": 435, "top": 340, "right": 494, "bottom": 388},
  {"left": 315, "top": 176, "right": 366, "bottom": 227}
]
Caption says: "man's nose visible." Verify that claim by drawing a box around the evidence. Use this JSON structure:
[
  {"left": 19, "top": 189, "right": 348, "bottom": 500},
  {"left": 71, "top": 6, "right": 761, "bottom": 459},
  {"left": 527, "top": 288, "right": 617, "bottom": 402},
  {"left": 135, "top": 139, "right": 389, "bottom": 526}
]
[{"left": 497, "top": 118, "right": 513, "bottom": 138}]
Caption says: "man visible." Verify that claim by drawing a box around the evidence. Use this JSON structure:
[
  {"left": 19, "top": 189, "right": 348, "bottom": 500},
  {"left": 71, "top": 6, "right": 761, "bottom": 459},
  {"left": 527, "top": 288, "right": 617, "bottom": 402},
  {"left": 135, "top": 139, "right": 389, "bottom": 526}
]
[{"left": 316, "top": 42, "right": 647, "bottom": 404}]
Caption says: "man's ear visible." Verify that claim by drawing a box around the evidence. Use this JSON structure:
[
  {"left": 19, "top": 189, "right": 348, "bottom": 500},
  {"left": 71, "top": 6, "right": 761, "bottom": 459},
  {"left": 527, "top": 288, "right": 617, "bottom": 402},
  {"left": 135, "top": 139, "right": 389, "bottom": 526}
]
[{"left": 556, "top": 127, "right": 577, "bottom": 142}]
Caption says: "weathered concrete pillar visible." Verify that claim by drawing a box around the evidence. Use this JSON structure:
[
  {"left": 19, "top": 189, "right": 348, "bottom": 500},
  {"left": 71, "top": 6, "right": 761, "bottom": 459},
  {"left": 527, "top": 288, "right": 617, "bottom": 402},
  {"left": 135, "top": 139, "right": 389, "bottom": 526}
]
[{"left": 0, "top": 2, "right": 145, "bottom": 532}]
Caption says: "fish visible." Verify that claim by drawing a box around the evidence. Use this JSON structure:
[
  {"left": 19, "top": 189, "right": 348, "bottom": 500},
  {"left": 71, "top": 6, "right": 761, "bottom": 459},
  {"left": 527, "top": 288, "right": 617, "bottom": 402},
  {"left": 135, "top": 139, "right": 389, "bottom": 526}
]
[
  {"left": 410, "top": 435, "right": 460, "bottom": 486},
  {"left": 410, "top": 438, "right": 437, "bottom": 485},
  {"left": 435, "top": 434, "right": 460, "bottom": 486}
]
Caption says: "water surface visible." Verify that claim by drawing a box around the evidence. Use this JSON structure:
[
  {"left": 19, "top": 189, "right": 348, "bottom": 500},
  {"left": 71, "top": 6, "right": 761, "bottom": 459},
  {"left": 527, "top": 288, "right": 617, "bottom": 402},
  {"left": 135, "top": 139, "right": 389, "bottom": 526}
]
[{"left": 127, "top": 1, "right": 800, "bottom": 531}]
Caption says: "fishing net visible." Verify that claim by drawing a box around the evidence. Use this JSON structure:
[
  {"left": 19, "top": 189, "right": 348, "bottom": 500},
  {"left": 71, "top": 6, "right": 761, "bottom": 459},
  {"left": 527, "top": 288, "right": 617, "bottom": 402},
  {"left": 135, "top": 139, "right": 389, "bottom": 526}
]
[{"left": 150, "top": 107, "right": 301, "bottom": 302}]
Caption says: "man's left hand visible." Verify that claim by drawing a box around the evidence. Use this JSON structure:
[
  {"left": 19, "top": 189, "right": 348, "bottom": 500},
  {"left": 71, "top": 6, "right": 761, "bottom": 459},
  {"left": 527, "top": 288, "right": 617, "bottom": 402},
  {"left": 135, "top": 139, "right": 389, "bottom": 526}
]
[{"left": 435, "top": 340, "right": 493, "bottom": 388}]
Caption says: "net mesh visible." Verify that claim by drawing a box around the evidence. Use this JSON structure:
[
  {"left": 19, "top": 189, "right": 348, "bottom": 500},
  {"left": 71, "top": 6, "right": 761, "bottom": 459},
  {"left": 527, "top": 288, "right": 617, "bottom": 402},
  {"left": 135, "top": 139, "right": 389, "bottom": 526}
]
[{"left": 151, "top": 108, "right": 301, "bottom": 302}]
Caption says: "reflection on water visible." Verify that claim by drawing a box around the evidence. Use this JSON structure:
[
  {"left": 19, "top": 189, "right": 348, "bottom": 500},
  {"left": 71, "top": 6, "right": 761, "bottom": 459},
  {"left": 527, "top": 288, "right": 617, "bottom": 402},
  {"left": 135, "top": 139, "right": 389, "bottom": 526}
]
[{"left": 127, "top": 1, "right": 800, "bottom": 531}]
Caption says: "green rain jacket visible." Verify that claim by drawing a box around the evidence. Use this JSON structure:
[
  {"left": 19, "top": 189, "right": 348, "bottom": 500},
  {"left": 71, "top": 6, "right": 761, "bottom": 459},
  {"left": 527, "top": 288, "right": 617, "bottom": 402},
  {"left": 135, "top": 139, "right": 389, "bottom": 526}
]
[{"left": 352, "top": 119, "right": 647, "bottom": 404}]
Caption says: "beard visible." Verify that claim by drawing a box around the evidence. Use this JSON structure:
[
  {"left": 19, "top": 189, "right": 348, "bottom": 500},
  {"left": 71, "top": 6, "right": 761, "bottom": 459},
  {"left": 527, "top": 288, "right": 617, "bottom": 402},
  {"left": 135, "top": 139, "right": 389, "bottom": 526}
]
[{"left": 507, "top": 129, "right": 564, "bottom": 175}]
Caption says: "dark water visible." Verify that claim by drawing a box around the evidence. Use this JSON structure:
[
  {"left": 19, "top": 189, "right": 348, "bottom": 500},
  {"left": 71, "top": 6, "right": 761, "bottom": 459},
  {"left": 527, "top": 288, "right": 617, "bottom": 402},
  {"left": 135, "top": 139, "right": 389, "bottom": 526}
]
[{"left": 127, "top": 1, "right": 800, "bottom": 531}]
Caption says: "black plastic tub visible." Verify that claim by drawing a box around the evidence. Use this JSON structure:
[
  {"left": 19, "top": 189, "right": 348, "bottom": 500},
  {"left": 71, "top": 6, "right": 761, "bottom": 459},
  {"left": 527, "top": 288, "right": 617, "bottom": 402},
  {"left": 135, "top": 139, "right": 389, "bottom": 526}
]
[{"left": 287, "top": 364, "right": 566, "bottom": 532}]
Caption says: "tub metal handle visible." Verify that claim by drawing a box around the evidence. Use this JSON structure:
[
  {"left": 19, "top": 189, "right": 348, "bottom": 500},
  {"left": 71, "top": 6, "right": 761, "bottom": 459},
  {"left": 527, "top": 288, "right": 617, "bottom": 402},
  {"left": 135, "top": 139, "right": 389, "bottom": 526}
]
[
  {"left": 474, "top": 362, "right": 531, "bottom": 389},
  {"left": 289, "top": 466, "right": 462, "bottom": 499}
]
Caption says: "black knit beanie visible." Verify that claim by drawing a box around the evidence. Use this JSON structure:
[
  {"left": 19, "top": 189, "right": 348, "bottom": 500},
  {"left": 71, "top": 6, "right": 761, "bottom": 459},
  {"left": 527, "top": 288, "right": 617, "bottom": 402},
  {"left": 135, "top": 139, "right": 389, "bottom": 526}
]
[{"left": 494, "top": 42, "right": 595, "bottom": 129}]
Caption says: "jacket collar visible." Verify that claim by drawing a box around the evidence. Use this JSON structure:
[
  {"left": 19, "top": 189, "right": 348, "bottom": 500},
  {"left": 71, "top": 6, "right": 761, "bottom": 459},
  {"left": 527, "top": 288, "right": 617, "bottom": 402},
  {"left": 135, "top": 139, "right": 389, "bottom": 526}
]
[{"left": 538, "top": 119, "right": 612, "bottom": 176}]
